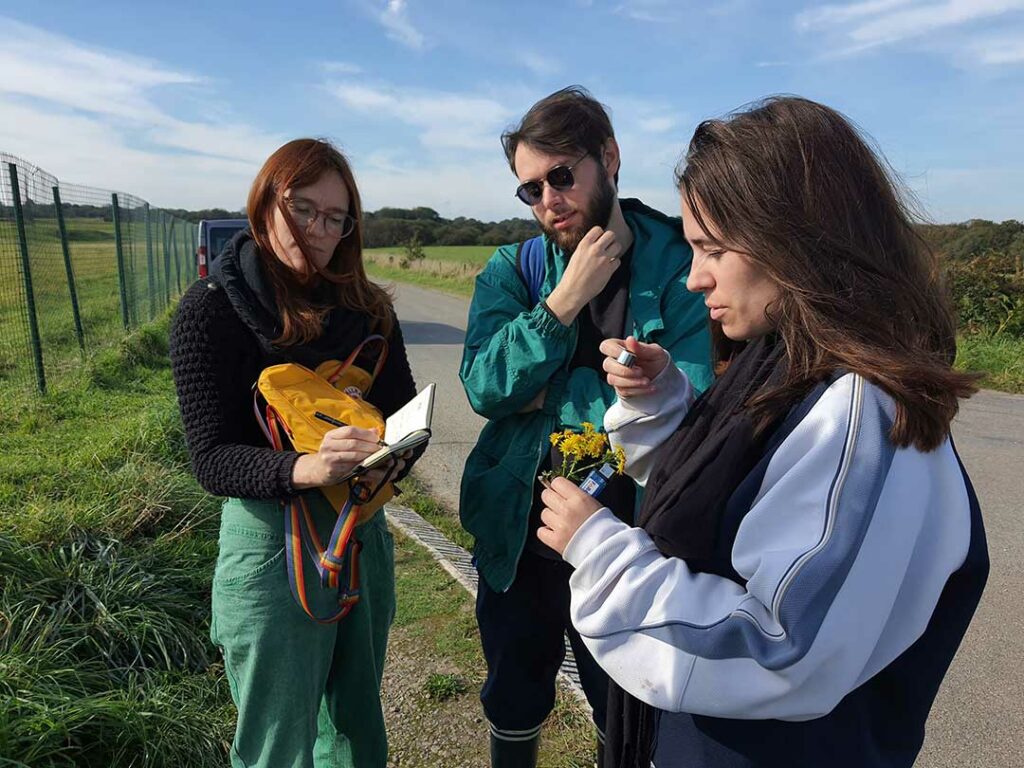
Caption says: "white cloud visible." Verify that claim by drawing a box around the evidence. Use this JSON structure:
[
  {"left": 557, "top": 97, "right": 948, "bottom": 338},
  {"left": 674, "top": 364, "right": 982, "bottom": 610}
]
[
  {"left": 0, "top": 97, "right": 257, "bottom": 209},
  {"left": 796, "top": 0, "right": 1024, "bottom": 60},
  {"left": 378, "top": 0, "right": 426, "bottom": 50},
  {"left": 637, "top": 115, "right": 677, "bottom": 133},
  {"left": 518, "top": 51, "right": 563, "bottom": 78},
  {"left": 0, "top": 18, "right": 283, "bottom": 208},
  {"left": 613, "top": 0, "right": 684, "bottom": 24},
  {"left": 327, "top": 81, "right": 514, "bottom": 152},
  {"left": 321, "top": 61, "right": 364, "bottom": 74},
  {"left": 0, "top": 18, "right": 197, "bottom": 124},
  {"left": 969, "top": 34, "right": 1024, "bottom": 63}
]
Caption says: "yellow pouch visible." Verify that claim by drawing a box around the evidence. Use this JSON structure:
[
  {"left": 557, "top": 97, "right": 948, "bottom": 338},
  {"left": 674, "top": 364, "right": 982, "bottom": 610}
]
[{"left": 255, "top": 336, "right": 394, "bottom": 522}]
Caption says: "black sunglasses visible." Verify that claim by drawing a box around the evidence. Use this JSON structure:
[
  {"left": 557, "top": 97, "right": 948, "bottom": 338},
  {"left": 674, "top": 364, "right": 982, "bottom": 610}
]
[{"left": 515, "top": 152, "right": 589, "bottom": 206}]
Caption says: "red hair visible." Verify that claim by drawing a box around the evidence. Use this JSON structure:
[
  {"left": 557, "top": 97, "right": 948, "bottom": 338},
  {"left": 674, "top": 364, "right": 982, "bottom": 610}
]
[{"left": 247, "top": 138, "right": 393, "bottom": 345}]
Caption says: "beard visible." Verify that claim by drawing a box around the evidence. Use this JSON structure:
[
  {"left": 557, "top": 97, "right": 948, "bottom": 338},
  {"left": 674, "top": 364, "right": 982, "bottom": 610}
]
[{"left": 539, "top": 172, "right": 616, "bottom": 253}]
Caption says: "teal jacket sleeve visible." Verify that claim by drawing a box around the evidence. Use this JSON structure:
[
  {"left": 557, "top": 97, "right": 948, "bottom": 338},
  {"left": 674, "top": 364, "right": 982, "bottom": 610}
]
[{"left": 460, "top": 247, "right": 577, "bottom": 420}]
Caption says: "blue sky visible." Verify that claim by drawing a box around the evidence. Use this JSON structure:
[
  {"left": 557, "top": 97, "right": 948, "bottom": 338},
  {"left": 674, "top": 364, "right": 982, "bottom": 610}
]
[{"left": 1, "top": 0, "right": 1022, "bottom": 223}]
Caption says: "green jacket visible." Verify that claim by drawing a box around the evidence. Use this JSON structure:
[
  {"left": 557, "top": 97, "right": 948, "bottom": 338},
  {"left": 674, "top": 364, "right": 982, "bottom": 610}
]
[{"left": 459, "top": 199, "right": 713, "bottom": 591}]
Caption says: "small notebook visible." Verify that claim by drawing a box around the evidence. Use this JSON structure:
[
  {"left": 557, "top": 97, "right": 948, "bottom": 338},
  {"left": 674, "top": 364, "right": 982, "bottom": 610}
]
[{"left": 344, "top": 383, "right": 435, "bottom": 479}]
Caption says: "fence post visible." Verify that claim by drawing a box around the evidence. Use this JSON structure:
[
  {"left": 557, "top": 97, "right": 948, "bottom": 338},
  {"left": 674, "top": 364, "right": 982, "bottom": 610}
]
[
  {"left": 8, "top": 163, "right": 46, "bottom": 393},
  {"left": 112, "top": 193, "right": 130, "bottom": 331},
  {"left": 188, "top": 222, "right": 196, "bottom": 281},
  {"left": 162, "top": 213, "right": 171, "bottom": 306},
  {"left": 169, "top": 218, "right": 181, "bottom": 295},
  {"left": 145, "top": 203, "right": 156, "bottom": 320},
  {"left": 52, "top": 185, "right": 85, "bottom": 354}
]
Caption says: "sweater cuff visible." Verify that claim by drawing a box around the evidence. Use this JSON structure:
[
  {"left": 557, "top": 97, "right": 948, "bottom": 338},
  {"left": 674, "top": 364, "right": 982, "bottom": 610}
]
[
  {"left": 616, "top": 359, "right": 691, "bottom": 417},
  {"left": 563, "top": 507, "right": 633, "bottom": 568},
  {"left": 275, "top": 451, "right": 302, "bottom": 497}
]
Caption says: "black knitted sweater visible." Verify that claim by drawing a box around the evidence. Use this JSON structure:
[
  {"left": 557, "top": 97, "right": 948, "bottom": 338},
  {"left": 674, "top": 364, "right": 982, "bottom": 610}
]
[{"left": 168, "top": 233, "right": 419, "bottom": 500}]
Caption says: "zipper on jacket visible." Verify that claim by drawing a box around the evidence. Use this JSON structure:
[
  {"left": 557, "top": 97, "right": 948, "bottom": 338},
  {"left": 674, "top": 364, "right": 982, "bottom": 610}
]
[{"left": 503, "top": 317, "right": 579, "bottom": 592}]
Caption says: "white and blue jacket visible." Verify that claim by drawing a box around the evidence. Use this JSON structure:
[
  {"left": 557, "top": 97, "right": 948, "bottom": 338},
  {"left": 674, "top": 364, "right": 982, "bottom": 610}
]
[{"left": 564, "top": 363, "right": 988, "bottom": 767}]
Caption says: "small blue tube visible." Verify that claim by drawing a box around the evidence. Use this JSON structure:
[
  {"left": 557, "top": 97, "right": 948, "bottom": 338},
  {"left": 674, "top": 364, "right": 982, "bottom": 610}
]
[{"left": 579, "top": 463, "right": 616, "bottom": 497}]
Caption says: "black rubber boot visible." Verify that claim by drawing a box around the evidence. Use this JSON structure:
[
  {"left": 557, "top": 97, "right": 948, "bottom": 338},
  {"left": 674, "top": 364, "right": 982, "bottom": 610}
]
[{"left": 489, "top": 732, "right": 540, "bottom": 768}]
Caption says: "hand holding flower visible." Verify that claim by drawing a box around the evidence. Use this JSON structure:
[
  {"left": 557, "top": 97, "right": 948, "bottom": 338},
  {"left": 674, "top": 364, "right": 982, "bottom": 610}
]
[{"left": 536, "top": 476, "right": 605, "bottom": 555}]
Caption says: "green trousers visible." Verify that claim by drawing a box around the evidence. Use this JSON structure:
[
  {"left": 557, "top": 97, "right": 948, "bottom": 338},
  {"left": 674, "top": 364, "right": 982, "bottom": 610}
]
[{"left": 210, "top": 495, "right": 396, "bottom": 768}]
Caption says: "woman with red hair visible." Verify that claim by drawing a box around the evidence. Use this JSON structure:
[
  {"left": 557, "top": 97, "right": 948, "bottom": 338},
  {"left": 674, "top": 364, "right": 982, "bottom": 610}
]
[{"left": 170, "top": 138, "right": 420, "bottom": 768}]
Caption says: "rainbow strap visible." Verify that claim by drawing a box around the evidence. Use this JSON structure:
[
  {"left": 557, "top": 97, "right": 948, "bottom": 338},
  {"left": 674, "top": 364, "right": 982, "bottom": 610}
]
[{"left": 284, "top": 492, "right": 362, "bottom": 624}]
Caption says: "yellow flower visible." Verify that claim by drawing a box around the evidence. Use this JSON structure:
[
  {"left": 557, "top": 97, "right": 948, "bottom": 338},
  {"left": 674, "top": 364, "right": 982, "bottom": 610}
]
[
  {"left": 613, "top": 447, "right": 627, "bottom": 475},
  {"left": 581, "top": 422, "right": 596, "bottom": 434},
  {"left": 560, "top": 433, "right": 585, "bottom": 460},
  {"left": 549, "top": 431, "right": 564, "bottom": 447}
]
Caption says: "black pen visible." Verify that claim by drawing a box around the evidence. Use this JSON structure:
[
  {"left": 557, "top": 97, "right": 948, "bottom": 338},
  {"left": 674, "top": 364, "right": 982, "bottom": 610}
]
[{"left": 314, "top": 411, "right": 346, "bottom": 428}]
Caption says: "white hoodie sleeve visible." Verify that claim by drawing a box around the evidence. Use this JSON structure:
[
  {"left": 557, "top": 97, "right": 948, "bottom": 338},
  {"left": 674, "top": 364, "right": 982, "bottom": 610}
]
[
  {"left": 565, "top": 374, "right": 971, "bottom": 721},
  {"left": 602, "top": 360, "right": 695, "bottom": 487}
]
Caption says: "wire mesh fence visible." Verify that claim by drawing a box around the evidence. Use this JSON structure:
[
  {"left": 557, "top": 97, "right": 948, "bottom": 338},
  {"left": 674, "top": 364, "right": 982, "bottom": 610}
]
[{"left": 0, "top": 153, "right": 198, "bottom": 394}]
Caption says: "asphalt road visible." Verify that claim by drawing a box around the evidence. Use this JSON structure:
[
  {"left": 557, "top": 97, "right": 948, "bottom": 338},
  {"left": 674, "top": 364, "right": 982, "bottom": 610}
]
[{"left": 392, "top": 281, "right": 1023, "bottom": 767}]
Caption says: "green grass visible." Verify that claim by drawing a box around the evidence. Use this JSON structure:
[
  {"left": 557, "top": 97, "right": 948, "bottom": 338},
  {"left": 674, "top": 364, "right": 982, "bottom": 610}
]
[
  {"left": 956, "top": 332, "right": 1024, "bottom": 393},
  {"left": 365, "top": 261, "right": 476, "bottom": 297},
  {"left": 423, "top": 673, "right": 469, "bottom": 701},
  {"left": 0, "top": 312, "right": 232, "bottom": 767},
  {"left": 365, "top": 245, "right": 494, "bottom": 266},
  {"left": 396, "top": 473, "right": 474, "bottom": 552},
  {"left": 0, "top": 215, "right": 195, "bottom": 394},
  {"left": 362, "top": 244, "right": 492, "bottom": 297}
]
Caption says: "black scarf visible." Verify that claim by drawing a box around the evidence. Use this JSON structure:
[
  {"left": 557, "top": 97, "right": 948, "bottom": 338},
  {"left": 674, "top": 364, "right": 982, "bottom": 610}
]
[
  {"left": 208, "top": 230, "right": 373, "bottom": 370},
  {"left": 605, "top": 334, "right": 789, "bottom": 768}
]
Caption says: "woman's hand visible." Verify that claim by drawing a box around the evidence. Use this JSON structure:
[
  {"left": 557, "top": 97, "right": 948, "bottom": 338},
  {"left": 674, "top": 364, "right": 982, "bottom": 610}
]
[
  {"left": 291, "top": 426, "right": 384, "bottom": 489},
  {"left": 536, "top": 476, "right": 606, "bottom": 556},
  {"left": 600, "top": 336, "right": 670, "bottom": 398},
  {"left": 358, "top": 449, "right": 413, "bottom": 488}
]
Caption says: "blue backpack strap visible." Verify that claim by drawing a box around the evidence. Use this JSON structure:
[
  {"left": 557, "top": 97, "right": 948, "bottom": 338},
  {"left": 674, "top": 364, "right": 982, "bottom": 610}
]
[{"left": 515, "top": 235, "right": 546, "bottom": 306}]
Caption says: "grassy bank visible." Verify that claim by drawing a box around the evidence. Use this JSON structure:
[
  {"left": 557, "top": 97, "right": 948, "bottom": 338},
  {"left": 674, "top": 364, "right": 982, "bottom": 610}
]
[
  {"left": 955, "top": 332, "right": 1024, "bottom": 393},
  {"left": 0, "top": 314, "right": 233, "bottom": 767},
  {"left": 363, "top": 245, "right": 487, "bottom": 297}
]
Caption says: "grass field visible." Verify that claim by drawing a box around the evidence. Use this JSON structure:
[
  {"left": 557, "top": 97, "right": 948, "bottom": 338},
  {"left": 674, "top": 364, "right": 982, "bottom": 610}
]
[
  {"left": 0, "top": 215, "right": 195, "bottom": 393},
  {"left": 365, "top": 245, "right": 494, "bottom": 266}
]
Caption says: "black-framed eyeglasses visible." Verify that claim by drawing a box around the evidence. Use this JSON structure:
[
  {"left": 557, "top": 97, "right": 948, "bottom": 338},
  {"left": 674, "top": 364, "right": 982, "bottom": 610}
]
[
  {"left": 514, "top": 152, "right": 589, "bottom": 206},
  {"left": 283, "top": 196, "right": 356, "bottom": 239}
]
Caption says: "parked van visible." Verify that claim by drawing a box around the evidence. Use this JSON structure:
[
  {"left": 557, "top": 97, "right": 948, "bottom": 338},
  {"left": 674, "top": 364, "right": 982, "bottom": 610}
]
[{"left": 196, "top": 218, "right": 248, "bottom": 278}]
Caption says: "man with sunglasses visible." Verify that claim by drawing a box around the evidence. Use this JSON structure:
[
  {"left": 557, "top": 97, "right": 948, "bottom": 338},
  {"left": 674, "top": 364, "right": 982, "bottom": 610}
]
[{"left": 459, "top": 86, "right": 714, "bottom": 767}]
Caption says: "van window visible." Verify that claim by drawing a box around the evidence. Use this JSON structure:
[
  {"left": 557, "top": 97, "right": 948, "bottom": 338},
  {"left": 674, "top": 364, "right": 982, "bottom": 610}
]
[{"left": 209, "top": 224, "right": 248, "bottom": 261}]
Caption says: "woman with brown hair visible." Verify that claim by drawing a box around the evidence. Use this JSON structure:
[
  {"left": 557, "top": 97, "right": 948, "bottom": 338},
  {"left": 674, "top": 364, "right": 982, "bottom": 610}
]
[
  {"left": 170, "top": 138, "right": 419, "bottom": 767},
  {"left": 535, "top": 97, "right": 989, "bottom": 768}
]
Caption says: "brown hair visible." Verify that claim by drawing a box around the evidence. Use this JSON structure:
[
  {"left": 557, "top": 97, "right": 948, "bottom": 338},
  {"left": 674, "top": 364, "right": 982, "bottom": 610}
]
[
  {"left": 502, "top": 85, "right": 619, "bottom": 184},
  {"left": 677, "top": 96, "right": 977, "bottom": 451},
  {"left": 247, "top": 138, "right": 393, "bottom": 345}
]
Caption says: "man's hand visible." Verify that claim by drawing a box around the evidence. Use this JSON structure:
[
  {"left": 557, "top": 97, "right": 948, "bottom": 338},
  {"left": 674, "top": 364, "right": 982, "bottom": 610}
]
[
  {"left": 545, "top": 227, "right": 623, "bottom": 325},
  {"left": 600, "top": 336, "right": 670, "bottom": 398},
  {"left": 536, "top": 476, "right": 605, "bottom": 556}
]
